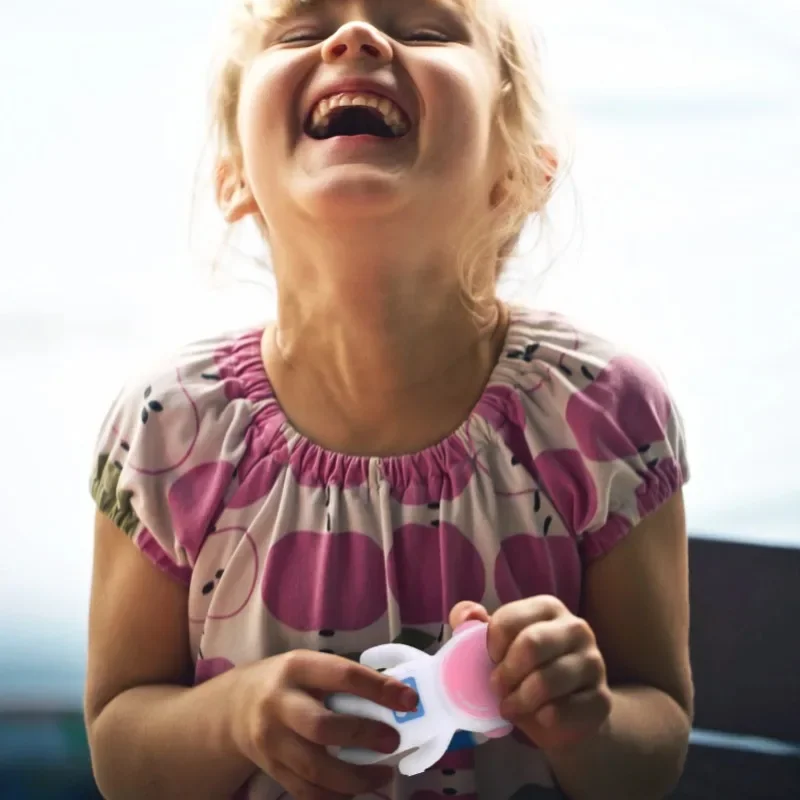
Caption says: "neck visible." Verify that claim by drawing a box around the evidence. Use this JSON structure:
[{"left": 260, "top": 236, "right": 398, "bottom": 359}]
[
  {"left": 271, "top": 221, "right": 497, "bottom": 391},
  {"left": 263, "top": 224, "right": 505, "bottom": 454}
]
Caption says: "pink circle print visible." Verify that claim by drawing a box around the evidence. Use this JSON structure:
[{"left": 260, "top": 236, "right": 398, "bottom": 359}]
[
  {"left": 167, "top": 461, "right": 236, "bottom": 562},
  {"left": 387, "top": 523, "right": 485, "bottom": 625},
  {"left": 530, "top": 448, "right": 598, "bottom": 537},
  {"left": 228, "top": 432, "right": 290, "bottom": 509},
  {"left": 262, "top": 531, "right": 388, "bottom": 631},
  {"left": 494, "top": 533, "right": 581, "bottom": 614},
  {"left": 565, "top": 356, "right": 671, "bottom": 462}
]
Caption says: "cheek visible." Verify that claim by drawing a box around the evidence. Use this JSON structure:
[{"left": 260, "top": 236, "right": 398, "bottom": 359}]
[
  {"left": 237, "top": 54, "right": 301, "bottom": 170},
  {"left": 415, "top": 56, "right": 497, "bottom": 163}
]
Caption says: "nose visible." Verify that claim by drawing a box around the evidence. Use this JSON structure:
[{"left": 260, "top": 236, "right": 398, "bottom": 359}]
[{"left": 321, "top": 21, "right": 393, "bottom": 65}]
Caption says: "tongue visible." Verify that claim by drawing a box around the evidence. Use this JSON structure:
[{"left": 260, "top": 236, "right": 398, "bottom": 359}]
[{"left": 323, "top": 106, "right": 395, "bottom": 139}]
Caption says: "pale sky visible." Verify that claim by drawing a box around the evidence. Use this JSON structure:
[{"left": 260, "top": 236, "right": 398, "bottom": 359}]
[{"left": 0, "top": 0, "right": 798, "bottom": 705}]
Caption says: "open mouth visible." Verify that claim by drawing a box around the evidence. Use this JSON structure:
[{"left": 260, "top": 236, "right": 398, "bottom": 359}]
[{"left": 305, "top": 93, "right": 410, "bottom": 141}]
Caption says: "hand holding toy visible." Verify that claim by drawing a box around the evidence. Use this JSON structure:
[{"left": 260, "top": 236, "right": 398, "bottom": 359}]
[{"left": 325, "top": 621, "right": 513, "bottom": 776}]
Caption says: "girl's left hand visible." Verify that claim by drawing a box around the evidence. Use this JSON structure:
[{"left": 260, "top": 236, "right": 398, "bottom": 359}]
[{"left": 450, "top": 598, "right": 613, "bottom": 750}]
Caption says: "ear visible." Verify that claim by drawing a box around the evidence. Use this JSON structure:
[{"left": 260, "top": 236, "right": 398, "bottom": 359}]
[
  {"left": 489, "top": 169, "right": 513, "bottom": 209},
  {"left": 215, "top": 160, "right": 259, "bottom": 223},
  {"left": 539, "top": 145, "right": 558, "bottom": 186}
]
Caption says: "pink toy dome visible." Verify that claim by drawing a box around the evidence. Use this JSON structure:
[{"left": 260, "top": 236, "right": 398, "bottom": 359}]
[{"left": 439, "top": 621, "right": 502, "bottom": 722}]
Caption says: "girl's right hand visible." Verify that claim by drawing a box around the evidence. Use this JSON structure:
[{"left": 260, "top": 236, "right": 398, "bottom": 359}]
[{"left": 232, "top": 650, "right": 418, "bottom": 799}]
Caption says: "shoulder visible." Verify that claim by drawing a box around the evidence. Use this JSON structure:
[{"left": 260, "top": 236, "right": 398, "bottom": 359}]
[
  {"left": 483, "top": 306, "right": 689, "bottom": 557},
  {"left": 504, "top": 305, "right": 671, "bottom": 390},
  {"left": 96, "top": 326, "right": 266, "bottom": 460},
  {"left": 89, "top": 326, "right": 271, "bottom": 580},
  {"left": 500, "top": 305, "right": 687, "bottom": 454}
]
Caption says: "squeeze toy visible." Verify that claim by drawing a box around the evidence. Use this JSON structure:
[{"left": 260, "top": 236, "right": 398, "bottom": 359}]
[{"left": 325, "top": 621, "right": 513, "bottom": 776}]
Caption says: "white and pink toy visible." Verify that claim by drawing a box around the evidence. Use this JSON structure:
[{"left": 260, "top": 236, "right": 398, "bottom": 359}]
[{"left": 326, "top": 621, "right": 513, "bottom": 776}]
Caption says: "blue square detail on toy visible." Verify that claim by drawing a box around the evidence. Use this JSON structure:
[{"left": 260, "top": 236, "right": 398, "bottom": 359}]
[{"left": 392, "top": 677, "right": 425, "bottom": 724}]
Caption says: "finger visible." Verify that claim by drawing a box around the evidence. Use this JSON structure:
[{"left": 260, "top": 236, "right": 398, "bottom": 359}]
[
  {"left": 534, "top": 687, "right": 612, "bottom": 740},
  {"left": 288, "top": 651, "right": 417, "bottom": 711},
  {"left": 487, "top": 595, "right": 564, "bottom": 663},
  {"left": 500, "top": 650, "right": 605, "bottom": 719},
  {"left": 449, "top": 601, "right": 490, "bottom": 630},
  {"left": 493, "top": 615, "right": 594, "bottom": 694},
  {"left": 278, "top": 730, "right": 394, "bottom": 796},
  {"left": 281, "top": 689, "right": 400, "bottom": 753}
]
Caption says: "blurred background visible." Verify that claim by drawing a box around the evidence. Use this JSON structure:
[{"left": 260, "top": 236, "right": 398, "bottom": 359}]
[{"left": 1, "top": 0, "right": 798, "bottom": 797}]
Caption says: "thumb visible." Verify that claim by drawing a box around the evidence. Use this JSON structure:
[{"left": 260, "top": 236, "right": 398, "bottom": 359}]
[{"left": 449, "top": 601, "right": 491, "bottom": 630}]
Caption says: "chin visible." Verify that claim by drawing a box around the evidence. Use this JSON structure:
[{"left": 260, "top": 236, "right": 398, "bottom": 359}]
[{"left": 294, "top": 166, "right": 412, "bottom": 219}]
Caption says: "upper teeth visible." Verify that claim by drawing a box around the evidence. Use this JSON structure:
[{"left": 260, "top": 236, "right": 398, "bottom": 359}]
[{"left": 309, "top": 92, "right": 409, "bottom": 136}]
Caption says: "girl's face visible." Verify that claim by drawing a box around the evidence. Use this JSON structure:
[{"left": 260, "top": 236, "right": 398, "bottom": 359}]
[{"left": 234, "top": 0, "right": 505, "bottom": 226}]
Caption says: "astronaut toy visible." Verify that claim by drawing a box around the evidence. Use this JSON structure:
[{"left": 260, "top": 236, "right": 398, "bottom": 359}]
[{"left": 326, "top": 621, "right": 513, "bottom": 776}]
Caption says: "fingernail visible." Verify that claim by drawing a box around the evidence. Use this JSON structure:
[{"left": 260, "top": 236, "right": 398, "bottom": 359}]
[{"left": 401, "top": 687, "right": 419, "bottom": 710}]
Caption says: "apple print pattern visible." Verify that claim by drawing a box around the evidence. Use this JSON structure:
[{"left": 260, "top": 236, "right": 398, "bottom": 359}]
[
  {"left": 88, "top": 307, "right": 688, "bottom": 799},
  {"left": 387, "top": 523, "right": 485, "bottom": 625}
]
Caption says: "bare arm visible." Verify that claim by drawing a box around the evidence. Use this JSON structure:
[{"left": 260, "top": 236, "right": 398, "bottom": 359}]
[
  {"left": 84, "top": 511, "right": 256, "bottom": 799},
  {"left": 85, "top": 512, "right": 416, "bottom": 799},
  {"left": 543, "top": 491, "right": 694, "bottom": 800}
]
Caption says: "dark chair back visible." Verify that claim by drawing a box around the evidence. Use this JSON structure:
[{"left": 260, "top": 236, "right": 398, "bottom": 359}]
[{"left": 688, "top": 536, "right": 800, "bottom": 742}]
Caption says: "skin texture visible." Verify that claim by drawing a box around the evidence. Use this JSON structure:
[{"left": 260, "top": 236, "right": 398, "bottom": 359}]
[{"left": 85, "top": 1, "right": 693, "bottom": 798}]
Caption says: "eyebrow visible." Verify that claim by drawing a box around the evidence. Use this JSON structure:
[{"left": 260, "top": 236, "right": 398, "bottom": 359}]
[
  {"left": 266, "top": 0, "right": 470, "bottom": 22},
  {"left": 267, "top": 0, "right": 333, "bottom": 21}
]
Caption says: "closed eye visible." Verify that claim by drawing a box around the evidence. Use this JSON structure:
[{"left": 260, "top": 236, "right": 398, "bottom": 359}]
[
  {"left": 276, "top": 29, "right": 324, "bottom": 44},
  {"left": 280, "top": 35, "right": 322, "bottom": 44},
  {"left": 403, "top": 30, "right": 451, "bottom": 42},
  {"left": 280, "top": 29, "right": 449, "bottom": 44}
]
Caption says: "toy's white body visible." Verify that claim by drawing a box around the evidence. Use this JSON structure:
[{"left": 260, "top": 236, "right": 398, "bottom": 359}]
[{"left": 326, "top": 621, "right": 512, "bottom": 776}]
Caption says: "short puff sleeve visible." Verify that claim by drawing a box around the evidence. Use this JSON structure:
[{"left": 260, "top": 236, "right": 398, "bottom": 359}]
[
  {"left": 563, "top": 352, "right": 690, "bottom": 561},
  {"left": 89, "top": 349, "right": 250, "bottom": 584},
  {"left": 503, "top": 311, "right": 690, "bottom": 564}
]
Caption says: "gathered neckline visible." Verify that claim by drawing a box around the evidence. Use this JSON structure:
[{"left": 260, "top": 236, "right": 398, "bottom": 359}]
[{"left": 210, "top": 306, "right": 552, "bottom": 489}]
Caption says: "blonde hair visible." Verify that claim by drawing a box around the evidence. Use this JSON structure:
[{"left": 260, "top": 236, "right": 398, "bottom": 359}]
[{"left": 209, "top": 0, "right": 559, "bottom": 316}]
